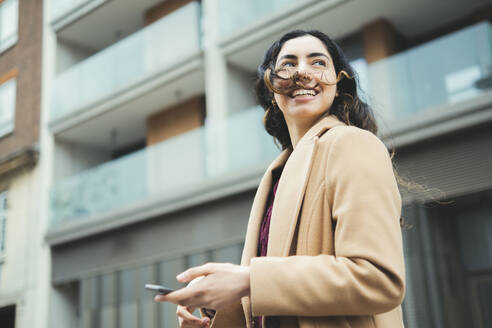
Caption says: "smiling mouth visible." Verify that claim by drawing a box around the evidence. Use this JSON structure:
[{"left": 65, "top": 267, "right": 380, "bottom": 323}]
[{"left": 289, "top": 88, "right": 319, "bottom": 98}]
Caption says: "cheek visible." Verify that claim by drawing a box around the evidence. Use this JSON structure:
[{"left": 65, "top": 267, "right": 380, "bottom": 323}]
[
  {"left": 322, "top": 85, "right": 337, "bottom": 105},
  {"left": 274, "top": 93, "right": 289, "bottom": 112}
]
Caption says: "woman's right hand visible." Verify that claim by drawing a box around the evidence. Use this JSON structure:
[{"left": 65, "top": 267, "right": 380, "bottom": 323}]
[{"left": 176, "top": 305, "right": 210, "bottom": 328}]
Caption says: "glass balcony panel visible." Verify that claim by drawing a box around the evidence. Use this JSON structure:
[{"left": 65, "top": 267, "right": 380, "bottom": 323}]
[
  {"left": 50, "top": 108, "right": 280, "bottom": 228},
  {"left": 51, "top": 2, "right": 201, "bottom": 121},
  {"left": 218, "top": 0, "right": 308, "bottom": 38},
  {"left": 367, "top": 22, "right": 492, "bottom": 123}
]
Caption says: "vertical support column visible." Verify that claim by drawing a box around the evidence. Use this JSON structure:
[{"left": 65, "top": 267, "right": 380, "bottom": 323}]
[
  {"left": 34, "top": 0, "right": 56, "bottom": 328},
  {"left": 201, "top": 0, "right": 230, "bottom": 176},
  {"left": 362, "top": 18, "right": 403, "bottom": 124},
  {"left": 202, "top": 0, "right": 228, "bottom": 122},
  {"left": 362, "top": 18, "right": 402, "bottom": 64}
]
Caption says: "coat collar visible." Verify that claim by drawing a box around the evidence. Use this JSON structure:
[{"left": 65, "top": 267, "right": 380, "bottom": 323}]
[
  {"left": 241, "top": 114, "right": 345, "bottom": 263},
  {"left": 240, "top": 114, "right": 346, "bottom": 326}
]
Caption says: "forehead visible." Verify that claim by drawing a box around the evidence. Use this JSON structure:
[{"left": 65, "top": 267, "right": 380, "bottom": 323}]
[{"left": 277, "top": 35, "right": 330, "bottom": 61}]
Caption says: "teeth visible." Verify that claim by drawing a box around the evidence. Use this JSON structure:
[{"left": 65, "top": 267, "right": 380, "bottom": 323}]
[{"left": 292, "top": 89, "right": 316, "bottom": 97}]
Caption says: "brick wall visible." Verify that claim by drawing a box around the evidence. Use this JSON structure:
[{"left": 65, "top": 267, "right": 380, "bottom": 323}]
[{"left": 0, "top": 0, "right": 42, "bottom": 158}]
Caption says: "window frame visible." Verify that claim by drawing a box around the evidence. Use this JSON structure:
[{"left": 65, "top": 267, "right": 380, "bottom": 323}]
[
  {"left": 0, "top": 69, "right": 17, "bottom": 139},
  {"left": 0, "top": 0, "right": 19, "bottom": 54}
]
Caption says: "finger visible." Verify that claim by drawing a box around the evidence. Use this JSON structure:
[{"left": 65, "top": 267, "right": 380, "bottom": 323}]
[
  {"left": 177, "top": 309, "right": 210, "bottom": 328},
  {"left": 155, "top": 287, "right": 194, "bottom": 304},
  {"left": 177, "top": 263, "right": 216, "bottom": 283},
  {"left": 176, "top": 306, "right": 202, "bottom": 324},
  {"left": 181, "top": 321, "right": 207, "bottom": 328},
  {"left": 179, "top": 313, "right": 210, "bottom": 328},
  {"left": 181, "top": 321, "right": 208, "bottom": 328}
]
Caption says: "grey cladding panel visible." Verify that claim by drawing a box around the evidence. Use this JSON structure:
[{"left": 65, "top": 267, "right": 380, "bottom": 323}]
[
  {"left": 52, "top": 191, "right": 255, "bottom": 283},
  {"left": 394, "top": 124, "right": 492, "bottom": 203}
]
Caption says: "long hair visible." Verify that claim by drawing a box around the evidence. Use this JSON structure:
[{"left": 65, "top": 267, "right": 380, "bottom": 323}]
[{"left": 255, "top": 29, "right": 377, "bottom": 149}]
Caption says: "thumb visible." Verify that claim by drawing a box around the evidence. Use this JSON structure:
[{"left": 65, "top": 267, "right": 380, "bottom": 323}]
[{"left": 177, "top": 263, "right": 215, "bottom": 283}]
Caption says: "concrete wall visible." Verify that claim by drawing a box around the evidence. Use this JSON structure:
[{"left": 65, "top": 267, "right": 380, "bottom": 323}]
[
  {"left": 227, "top": 64, "right": 257, "bottom": 114},
  {"left": 53, "top": 140, "right": 111, "bottom": 182},
  {"left": 55, "top": 39, "right": 94, "bottom": 75},
  {"left": 0, "top": 165, "right": 41, "bottom": 328}
]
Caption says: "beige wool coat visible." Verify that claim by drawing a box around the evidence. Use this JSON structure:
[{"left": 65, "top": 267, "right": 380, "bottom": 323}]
[{"left": 209, "top": 114, "right": 405, "bottom": 328}]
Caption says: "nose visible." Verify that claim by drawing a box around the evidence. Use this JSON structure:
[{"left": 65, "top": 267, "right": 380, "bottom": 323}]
[
  {"left": 296, "top": 61, "right": 310, "bottom": 76},
  {"left": 294, "top": 63, "right": 312, "bottom": 82}
]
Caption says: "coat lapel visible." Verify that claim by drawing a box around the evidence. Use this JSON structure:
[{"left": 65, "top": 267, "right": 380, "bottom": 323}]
[
  {"left": 268, "top": 114, "right": 346, "bottom": 257},
  {"left": 240, "top": 115, "right": 345, "bottom": 326},
  {"left": 267, "top": 138, "right": 316, "bottom": 256}
]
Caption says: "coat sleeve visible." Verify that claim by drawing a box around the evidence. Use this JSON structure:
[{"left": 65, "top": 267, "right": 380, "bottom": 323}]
[{"left": 249, "top": 127, "right": 405, "bottom": 317}]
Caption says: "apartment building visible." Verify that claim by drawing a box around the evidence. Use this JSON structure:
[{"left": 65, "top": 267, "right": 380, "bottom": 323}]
[
  {"left": 0, "top": 0, "right": 44, "bottom": 327},
  {"left": 39, "top": 0, "right": 492, "bottom": 327}
]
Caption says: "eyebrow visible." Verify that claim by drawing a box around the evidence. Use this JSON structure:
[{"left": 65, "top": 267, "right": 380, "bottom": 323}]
[{"left": 277, "top": 52, "right": 330, "bottom": 62}]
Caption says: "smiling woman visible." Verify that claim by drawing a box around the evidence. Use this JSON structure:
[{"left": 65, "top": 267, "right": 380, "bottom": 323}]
[
  {"left": 157, "top": 30, "right": 405, "bottom": 328},
  {"left": 258, "top": 30, "right": 378, "bottom": 151}
]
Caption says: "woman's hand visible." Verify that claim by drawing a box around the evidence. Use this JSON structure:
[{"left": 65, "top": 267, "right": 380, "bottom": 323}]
[
  {"left": 176, "top": 305, "right": 210, "bottom": 328},
  {"left": 155, "top": 263, "right": 250, "bottom": 310}
]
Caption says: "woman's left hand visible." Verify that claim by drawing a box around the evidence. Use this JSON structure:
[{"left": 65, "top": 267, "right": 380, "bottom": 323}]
[{"left": 155, "top": 263, "right": 250, "bottom": 310}]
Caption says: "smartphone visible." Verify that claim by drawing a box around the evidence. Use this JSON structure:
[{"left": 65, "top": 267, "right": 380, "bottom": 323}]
[{"left": 145, "top": 283, "right": 177, "bottom": 295}]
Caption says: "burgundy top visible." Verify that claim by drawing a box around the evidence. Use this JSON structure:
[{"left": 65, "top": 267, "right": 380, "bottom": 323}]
[
  {"left": 254, "top": 168, "right": 283, "bottom": 328},
  {"left": 258, "top": 178, "right": 281, "bottom": 257}
]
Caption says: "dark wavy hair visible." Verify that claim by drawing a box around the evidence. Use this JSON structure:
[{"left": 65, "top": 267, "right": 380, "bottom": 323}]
[
  {"left": 256, "top": 29, "right": 377, "bottom": 150},
  {"left": 255, "top": 30, "right": 444, "bottom": 227}
]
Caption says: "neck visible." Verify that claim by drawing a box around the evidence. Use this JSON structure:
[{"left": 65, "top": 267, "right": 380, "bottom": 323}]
[
  {"left": 285, "top": 113, "right": 327, "bottom": 148},
  {"left": 285, "top": 118, "right": 316, "bottom": 149}
]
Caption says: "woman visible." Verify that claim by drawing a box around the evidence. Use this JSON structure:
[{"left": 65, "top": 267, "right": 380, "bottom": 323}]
[{"left": 156, "top": 30, "right": 405, "bottom": 328}]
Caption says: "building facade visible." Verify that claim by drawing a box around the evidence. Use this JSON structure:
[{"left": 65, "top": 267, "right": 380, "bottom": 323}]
[
  {"left": 0, "top": 0, "right": 44, "bottom": 327},
  {"left": 37, "top": 0, "right": 492, "bottom": 328}
]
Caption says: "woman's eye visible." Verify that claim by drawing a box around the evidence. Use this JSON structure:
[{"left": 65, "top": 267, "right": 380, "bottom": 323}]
[
  {"left": 313, "top": 60, "right": 326, "bottom": 66},
  {"left": 282, "top": 62, "right": 295, "bottom": 68}
]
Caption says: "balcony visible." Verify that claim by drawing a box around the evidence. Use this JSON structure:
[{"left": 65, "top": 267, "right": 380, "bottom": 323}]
[
  {"left": 50, "top": 1, "right": 202, "bottom": 130},
  {"left": 48, "top": 108, "right": 280, "bottom": 242},
  {"left": 51, "top": 0, "right": 108, "bottom": 31},
  {"left": 217, "top": 0, "right": 309, "bottom": 39},
  {"left": 52, "top": 0, "right": 93, "bottom": 21},
  {"left": 368, "top": 22, "right": 492, "bottom": 141}
]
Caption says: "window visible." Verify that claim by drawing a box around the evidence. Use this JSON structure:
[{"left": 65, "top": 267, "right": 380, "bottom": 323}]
[
  {"left": 0, "top": 0, "right": 18, "bottom": 53},
  {"left": 0, "top": 191, "right": 7, "bottom": 257},
  {"left": 0, "top": 75, "right": 16, "bottom": 138},
  {"left": 0, "top": 305, "right": 15, "bottom": 328}
]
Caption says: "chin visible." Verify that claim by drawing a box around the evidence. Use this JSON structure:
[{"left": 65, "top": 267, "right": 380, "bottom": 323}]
[{"left": 287, "top": 107, "right": 326, "bottom": 122}]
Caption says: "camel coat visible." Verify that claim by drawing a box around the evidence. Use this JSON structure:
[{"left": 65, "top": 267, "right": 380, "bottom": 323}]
[{"left": 209, "top": 114, "right": 405, "bottom": 328}]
